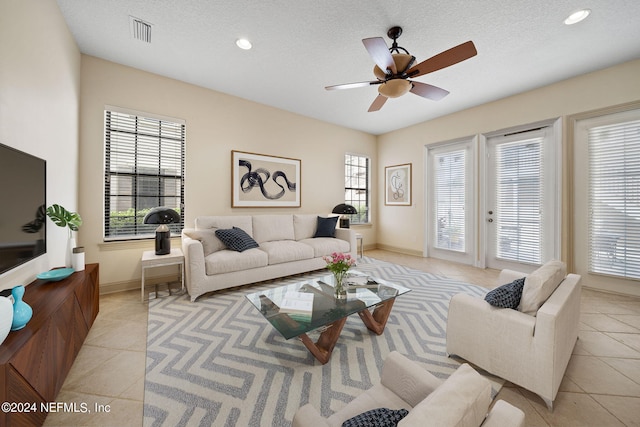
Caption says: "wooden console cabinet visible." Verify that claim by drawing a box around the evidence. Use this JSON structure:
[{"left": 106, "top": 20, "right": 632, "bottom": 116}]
[{"left": 0, "top": 264, "right": 99, "bottom": 426}]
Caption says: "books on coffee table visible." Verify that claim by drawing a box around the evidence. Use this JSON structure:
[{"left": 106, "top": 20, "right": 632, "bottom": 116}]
[{"left": 279, "top": 291, "right": 314, "bottom": 321}]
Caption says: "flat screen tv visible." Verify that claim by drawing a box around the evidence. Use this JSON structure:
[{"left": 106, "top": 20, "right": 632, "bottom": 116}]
[{"left": 0, "top": 143, "right": 47, "bottom": 275}]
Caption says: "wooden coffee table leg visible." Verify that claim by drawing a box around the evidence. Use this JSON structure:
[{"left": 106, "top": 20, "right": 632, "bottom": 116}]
[
  {"left": 298, "top": 317, "right": 347, "bottom": 364},
  {"left": 358, "top": 298, "right": 396, "bottom": 335}
]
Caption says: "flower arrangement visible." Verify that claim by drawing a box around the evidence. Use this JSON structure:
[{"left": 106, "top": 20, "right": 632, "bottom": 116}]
[{"left": 323, "top": 252, "right": 356, "bottom": 298}]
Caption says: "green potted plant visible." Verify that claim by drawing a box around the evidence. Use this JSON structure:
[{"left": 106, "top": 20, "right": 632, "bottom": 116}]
[
  {"left": 46, "top": 204, "right": 82, "bottom": 236},
  {"left": 46, "top": 204, "right": 82, "bottom": 267}
]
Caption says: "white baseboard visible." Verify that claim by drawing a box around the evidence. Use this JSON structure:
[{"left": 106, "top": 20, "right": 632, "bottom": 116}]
[{"left": 100, "top": 273, "right": 180, "bottom": 295}]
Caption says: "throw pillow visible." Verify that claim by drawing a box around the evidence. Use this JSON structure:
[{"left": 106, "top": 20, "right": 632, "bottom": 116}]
[
  {"left": 519, "top": 260, "right": 567, "bottom": 316},
  {"left": 183, "top": 229, "right": 223, "bottom": 256},
  {"left": 314, "top": 216, "right": 339, "bottom": 238},
  {"left": 484, "top": 277, "right": 526, "bottom": 309},
  {"left": 342, "top": 408, "right": 409, "bottom": 427},
  {"left": 215, "top": 227, "right": 259, "bottom": 252}
]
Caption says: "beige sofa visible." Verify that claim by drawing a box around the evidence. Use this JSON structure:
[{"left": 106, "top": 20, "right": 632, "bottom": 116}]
[
  {"left": 293, "top": 351, "right": 525, "bottom": 427},
  {"left": 181, "top": 214, "right": 356, "bottom": 301},
  {"left": 446, "top": 260, "right": 582, "bottom": 410}
]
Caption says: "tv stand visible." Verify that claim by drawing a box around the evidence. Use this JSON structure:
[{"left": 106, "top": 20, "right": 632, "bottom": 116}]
[{"left": 0, "top": 264, "right": 99, "bottom": 426}]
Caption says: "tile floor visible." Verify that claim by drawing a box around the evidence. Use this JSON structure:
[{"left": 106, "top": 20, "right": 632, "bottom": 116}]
[{"left": 44, "top": 250, "right": 640, "bottom": 426}]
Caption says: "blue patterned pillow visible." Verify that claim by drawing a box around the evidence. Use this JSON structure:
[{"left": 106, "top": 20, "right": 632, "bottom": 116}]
[
  {"left": 342, "top": 408, "right": 409, "bottom": 427},
  {"left": 215, "top": 227, "right": 259, "bottom": 252},
  {"left": 484, "top": 277, "right": 526, "bottom": 309}
]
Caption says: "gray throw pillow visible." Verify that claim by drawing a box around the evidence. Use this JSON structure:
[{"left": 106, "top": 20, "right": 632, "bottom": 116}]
[
  {"left": 215, "top": 227, "right": 259, "bottom": 252},
  {"left": 484, "top": 277, "right": 526, "bottom": 309}
]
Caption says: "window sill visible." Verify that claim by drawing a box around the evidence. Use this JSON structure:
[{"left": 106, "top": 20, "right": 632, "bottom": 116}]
[{"left": 350, "top": 223, "right": 373, "bottom": 229}]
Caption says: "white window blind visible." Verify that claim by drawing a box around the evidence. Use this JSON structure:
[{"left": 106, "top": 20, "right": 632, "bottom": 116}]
[
  {"left": 495, "top": 136, "right": 544, "bottom": 264},
  {"left": 104, "top": 109, "right": 185, "bottom": 239},
  {"left": 344, "top": 154, "right": 370, "bottom": 224},
  {"left": 434, "top": 149, "right": 466, "bottom": 252},
  {"left": 588, "top": 118, "right": 640, "bottom": 279}
]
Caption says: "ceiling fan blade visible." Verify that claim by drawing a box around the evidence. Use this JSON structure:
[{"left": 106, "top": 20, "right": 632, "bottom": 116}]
[
  {"left": 410, "top": 81, "right": 450, "bottom": 101},
  {"left": 362, "top": 37, "right": 397, "bottom": 74},
  {"left": 325, "top": 81, "right": 380, "bottom": 91},
  {"left": 406, "top": 41, "right": 477, "bottom": 78},
  {"left": 368, "top": 94, "right": 388, "bottom": 112}
]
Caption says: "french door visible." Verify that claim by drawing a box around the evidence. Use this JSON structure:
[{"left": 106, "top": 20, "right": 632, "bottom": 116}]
[
  {"left": 573, "top": 108, "right": 640, "bottom": 294},
  {"left": 484, "top": 127, "right": 558, "bottom": 272},
  {"left": 426, "top": 138, "right": 475, "bottom": 265}
]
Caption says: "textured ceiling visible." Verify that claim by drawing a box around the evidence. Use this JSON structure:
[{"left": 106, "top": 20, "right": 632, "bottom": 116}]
[{"left": 56, "top": 0, "right": 640, "bottom": 135}]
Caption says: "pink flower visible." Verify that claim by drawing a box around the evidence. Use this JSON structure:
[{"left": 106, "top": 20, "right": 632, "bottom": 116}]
[{"left": 324, "top": 252, "right": 355, "bottom": 274}]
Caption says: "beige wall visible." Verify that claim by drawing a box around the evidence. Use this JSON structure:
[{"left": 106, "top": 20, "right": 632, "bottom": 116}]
[
  {"left": 78, "top": 56, "right": 377, "bottom": 292},
  {"left": 377, "top": 59, "right": 640, "bottom": 293},
  {"left": 0, "top": 0, "right": 81, "bottom": 291}
]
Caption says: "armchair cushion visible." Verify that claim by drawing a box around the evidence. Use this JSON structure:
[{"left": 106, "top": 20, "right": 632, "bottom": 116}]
[
  {"left": 519, "top": 260, "right": 566, "bottom": 316},
  {"left": 399, "top": 364, "right": 491, "bottom": 427},
  {"left": 484, "top": 277, "right": 525, "bottom": 309},
  {"left": 342, "top": 408, "right": 409, "bottom": 427}
]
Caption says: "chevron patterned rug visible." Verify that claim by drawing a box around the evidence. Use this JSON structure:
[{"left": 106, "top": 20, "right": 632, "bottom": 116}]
[{"left": 143, "top": 256, "right": 502, "bottom": 427}]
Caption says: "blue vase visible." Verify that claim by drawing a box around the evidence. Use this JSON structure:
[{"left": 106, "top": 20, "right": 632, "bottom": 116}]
[{"left": 11, "top": 285, "right": 32, "bottom": 331}]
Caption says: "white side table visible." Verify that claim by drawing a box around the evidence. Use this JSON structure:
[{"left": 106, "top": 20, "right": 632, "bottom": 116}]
[{"left": 141, "top": 248, "right": 185, "bottom": 302}]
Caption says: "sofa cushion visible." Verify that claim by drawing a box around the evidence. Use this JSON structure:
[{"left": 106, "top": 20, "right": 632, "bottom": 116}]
[
  {"left": 183, "top": 229, "right": 225, "bottom": 256},
  {"left": 519, "top": 260, "right": 567, "bottom": 316},
  {"left": 314, "top": 216, "right": 339, "bottom": 238},
  {"left": 299, "top": 237, "right": 350, "bottom": 258},
  {"left": 398, "top": 364, "right": 491, "bottom": 427},
  {"left": 215, "top": 227, "right": 259, "bottom": 252},
  {"left": 252, "top": 215, "right": 295, "bottom": 243},
  {"left": 259, "top": 241, "right": 314, "bottom": 265},
  {"left": 204, "top": 248, "right": 268, "bottom": 275},
  {"left": 293, "top": 214, "right": 318, "bottom": 241},
  {"left": 342, "top": 408, "right": 409, "bottom": 427},
  {"left": 484, "top": 277, "right": 526, "bottom": 309}
]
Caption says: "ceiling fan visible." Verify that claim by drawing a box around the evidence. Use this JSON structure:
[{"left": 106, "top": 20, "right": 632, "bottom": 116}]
[{"left": 325, "top": 26, "right": 477, "bottom": 112}]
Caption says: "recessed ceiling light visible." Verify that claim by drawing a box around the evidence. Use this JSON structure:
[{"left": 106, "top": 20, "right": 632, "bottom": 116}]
[
  {"left": 564, "top": 9, "right": 591, "bottom": 25},
  {"left": 236, "top": 38, "right": 252, "bottom": 50}
]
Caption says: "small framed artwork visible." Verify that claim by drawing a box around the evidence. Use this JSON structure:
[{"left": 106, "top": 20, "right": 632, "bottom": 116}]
[
  {"left": 385, "top": 163, "right": 412, "bottom": 206},
  {"left": 232, "top": 150, "right": 301, "bottom": 207}
]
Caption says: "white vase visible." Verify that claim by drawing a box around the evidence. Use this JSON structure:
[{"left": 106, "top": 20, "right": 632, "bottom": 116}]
[
  {"left": 0, "top": 296, "right": 13, "bottom": 346},
  {"left": 66, "top": 237, "right": 76, "bottom": 268}
]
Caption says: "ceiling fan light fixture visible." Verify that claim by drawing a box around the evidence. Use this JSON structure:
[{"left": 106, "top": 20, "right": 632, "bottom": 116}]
[
  {"left": 564, "top": 9, "right": 591, "bottom": 25},
  {"left": 378, "top": 79, "right": 412, "bottom": 98},
  {"left": 373, "top": 53, "right": 414, "bottom": 79},
  {"left": 236, "top": 38, "right": 252, "bottom": 50}
]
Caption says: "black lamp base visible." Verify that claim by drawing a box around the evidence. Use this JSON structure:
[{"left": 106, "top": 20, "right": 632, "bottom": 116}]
[
  {"left": 339, "top": 217, "right": 350, "bottom": 229},
  {"left": 155, "top": 230, "right": 171, "bottom": 255}
]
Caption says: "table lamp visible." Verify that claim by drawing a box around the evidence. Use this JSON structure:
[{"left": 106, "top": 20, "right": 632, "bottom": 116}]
[
  {"left": 143, "top": 207, "right": 180, "bottom": 255},
  {"left": 332, "top": 203, "right": 357, "bottom": 228}
]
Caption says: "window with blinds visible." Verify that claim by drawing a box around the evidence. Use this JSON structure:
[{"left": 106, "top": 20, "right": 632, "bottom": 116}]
[
  {"left": 344, "top": 154, "right": 370, "bottom": 224},
  {"left": 104, "top": 109, "right": 185, "bottom": 239},
  {"left": 434, "top": 149, "right": 466, "bottom": 251},
  {"left": 495, "top": 137, "right": 543, "bottom": 264},
  {"left": 588, "top": 118, "right": 640, "bottom": 279}
]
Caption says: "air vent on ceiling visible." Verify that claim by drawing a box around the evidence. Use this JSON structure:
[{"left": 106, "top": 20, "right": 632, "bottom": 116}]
[{"left": 129, "top": 16, "right": 152, "bottom": 43}]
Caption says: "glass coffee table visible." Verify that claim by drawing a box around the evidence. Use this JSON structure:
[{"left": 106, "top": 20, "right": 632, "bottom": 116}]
[{"left": 246, "top": 271, "right": 411, "bottom": 364}]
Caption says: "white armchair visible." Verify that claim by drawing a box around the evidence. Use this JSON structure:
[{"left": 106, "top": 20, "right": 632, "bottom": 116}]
[
  {"left": 446, "top": 261, "right": 581, "bottom": 410},
  {"left": 292, "top": 351, "right": 525, "bottom": 427}
]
